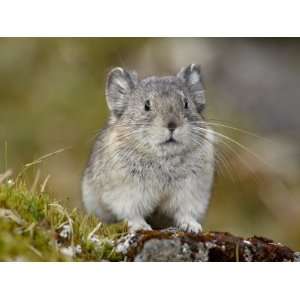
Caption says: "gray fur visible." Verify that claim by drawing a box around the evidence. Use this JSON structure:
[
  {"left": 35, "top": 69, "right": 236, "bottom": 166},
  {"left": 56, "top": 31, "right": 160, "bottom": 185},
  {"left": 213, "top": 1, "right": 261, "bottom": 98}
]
[{"left": 82, "top": 64, "right": 215, "bottom": 233}]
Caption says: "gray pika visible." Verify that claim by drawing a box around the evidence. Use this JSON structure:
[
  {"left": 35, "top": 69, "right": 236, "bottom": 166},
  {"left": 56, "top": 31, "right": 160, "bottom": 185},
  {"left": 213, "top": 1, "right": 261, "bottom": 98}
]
[{"left": 82, "top": 64, "right": 215, "bottom": 233}]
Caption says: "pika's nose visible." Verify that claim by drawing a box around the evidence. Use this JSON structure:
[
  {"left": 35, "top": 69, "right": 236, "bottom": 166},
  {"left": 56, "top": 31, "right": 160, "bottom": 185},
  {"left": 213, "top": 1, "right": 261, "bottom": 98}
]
[{"left": 167, "top": 121, "right": 177, "bottom": 133}]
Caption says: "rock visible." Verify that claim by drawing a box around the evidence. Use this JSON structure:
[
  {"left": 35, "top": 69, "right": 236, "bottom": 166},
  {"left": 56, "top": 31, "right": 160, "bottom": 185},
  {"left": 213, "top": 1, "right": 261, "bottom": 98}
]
[
  {"left": 116, "top": 230, "right": 297, "bottom": 262},
  {"left": 294, "top": 252, "right": 300, "bottom": 262}
]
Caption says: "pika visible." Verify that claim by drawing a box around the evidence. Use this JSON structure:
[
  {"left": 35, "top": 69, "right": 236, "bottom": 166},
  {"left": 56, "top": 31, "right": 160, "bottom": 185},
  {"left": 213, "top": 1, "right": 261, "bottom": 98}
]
[{"left": 82, "top": 64, "right": 215, "bottom": 233}]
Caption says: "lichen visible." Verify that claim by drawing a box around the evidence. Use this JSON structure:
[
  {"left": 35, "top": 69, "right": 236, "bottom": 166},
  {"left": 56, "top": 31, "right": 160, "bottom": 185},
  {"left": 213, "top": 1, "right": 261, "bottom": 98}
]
[
  {"left": 116, "top": 230, "right": 297, "bottom": 262},
  {"left": 293, "top": 252, "right": 300, "bottom": 262}
]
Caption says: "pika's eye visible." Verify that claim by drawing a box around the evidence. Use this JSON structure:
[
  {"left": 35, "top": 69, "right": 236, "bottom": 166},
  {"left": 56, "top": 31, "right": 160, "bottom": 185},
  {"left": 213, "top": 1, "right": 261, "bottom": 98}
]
[
  {"left": 144, "top": 100, "right": 151, "bottom": 111},
  {"left": 184, "top": 97, "right": 189, "bottom": 109}
]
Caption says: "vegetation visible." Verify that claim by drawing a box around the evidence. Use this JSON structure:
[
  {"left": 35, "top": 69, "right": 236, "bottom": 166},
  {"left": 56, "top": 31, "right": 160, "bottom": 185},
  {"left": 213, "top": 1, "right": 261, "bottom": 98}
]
[{"left": 0, "top": 178, "right": 127, "bottom": 261}]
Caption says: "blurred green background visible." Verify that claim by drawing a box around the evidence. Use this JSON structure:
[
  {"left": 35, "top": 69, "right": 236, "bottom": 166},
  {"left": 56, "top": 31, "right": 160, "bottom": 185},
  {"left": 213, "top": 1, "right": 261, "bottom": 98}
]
[{"left": 1, "top": 38, "right": 300, "bottom": 249}]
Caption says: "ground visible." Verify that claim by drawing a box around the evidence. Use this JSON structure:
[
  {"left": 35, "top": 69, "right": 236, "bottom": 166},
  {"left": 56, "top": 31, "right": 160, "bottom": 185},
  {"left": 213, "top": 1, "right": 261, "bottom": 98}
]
[
  {"left": 0, "top": 180, "right": 126, "bottom": 261},
  {"left": 0, "top": 179, "right": 299, "bottom": 262}
]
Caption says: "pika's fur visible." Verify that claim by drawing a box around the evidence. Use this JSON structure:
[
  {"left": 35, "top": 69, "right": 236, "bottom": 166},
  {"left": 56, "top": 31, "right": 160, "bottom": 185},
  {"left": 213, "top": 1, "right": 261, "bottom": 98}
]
[{"left": 82, "top": 64, "right": 215, "bottom": 233}]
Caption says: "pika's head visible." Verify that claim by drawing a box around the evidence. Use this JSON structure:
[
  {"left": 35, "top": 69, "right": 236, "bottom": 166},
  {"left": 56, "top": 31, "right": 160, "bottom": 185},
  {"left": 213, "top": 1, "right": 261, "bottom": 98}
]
[{"left": 105, "top": 64, "right": 208, "bottom": 157}]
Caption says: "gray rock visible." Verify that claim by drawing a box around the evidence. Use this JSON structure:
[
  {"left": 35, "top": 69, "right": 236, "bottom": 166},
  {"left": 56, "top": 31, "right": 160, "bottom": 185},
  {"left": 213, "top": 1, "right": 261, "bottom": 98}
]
[{"left": 294, "top": 252, "right": 300, "bottom": 262}]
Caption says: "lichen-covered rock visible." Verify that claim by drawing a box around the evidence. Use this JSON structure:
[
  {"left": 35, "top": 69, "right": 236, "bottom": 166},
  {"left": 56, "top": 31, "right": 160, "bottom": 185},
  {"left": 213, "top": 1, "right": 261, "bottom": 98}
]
[
  {"left": 116, "top": 230, "right": 297, "bottom": 262},
  {"left": 134, "top": 238, "right": 209, "bottom": 262}
]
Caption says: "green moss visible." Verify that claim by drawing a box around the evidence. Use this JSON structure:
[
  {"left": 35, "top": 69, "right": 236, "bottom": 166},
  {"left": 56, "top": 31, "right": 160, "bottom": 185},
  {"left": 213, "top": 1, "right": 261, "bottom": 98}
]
[{"left": 0, "top": 182, "right": 127, "bottom": 261}]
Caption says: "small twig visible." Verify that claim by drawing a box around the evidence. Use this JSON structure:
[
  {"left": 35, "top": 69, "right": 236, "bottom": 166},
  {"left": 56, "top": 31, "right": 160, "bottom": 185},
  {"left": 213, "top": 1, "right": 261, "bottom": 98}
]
[
  {"left": 25, "top": 147, "right": 71, "bottom": 168},
  {"left": 26, "top": 244, "right": 42, "bottom": 258},
  {"left": 87, "top": 222, "right": 103, "bottom": 241},
  {"left": 16, "top": 147, "right": 71, "bottom": 182},
  {"left": 235, "top": 240, "right": 240, "bottom": 262},
  {"left": 40, "top": 174, "right": 51, "bottom": 193},
  {"left": 4, "top": 141, "right": 8, "bottom": 171},
  {"left": 30, "top": 169, "right": 41, "bottom": 193},
  {"left": 49, "top": 203, "right": 74, "bottom": 247}
]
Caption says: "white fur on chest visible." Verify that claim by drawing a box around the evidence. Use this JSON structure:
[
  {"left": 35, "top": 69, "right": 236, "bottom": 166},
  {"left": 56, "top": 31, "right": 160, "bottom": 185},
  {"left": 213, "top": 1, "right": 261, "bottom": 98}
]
[{"left": 82, "top": 128, "right": 215, "bottom": 229}]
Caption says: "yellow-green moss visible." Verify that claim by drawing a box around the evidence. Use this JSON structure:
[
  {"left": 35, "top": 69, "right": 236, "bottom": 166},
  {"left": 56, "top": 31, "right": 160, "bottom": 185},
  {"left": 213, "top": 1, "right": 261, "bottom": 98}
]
[{"left": 0, "top": 182, "right": 127, "bottom": 261}]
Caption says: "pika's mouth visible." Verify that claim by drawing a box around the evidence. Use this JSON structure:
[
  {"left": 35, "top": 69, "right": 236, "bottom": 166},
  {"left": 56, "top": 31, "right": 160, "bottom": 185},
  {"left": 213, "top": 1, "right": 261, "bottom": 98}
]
[{"left": 162, "top": 136, "right": 178, "bottom": 145}]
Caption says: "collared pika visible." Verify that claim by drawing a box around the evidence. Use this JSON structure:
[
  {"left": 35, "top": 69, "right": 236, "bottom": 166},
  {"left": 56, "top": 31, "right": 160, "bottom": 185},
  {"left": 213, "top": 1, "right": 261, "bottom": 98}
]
[{"left": 82, "top": 64, "right": 215, "bottom": 233}]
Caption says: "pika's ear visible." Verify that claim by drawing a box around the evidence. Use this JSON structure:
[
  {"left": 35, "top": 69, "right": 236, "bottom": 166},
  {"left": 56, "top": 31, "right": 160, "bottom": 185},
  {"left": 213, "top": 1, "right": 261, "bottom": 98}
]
[
  {"left": 177, "top": 64, "right": 205, "bottom": 113},
  {"left": 105, "top": 67, "right": 137, "bottom": 117}
]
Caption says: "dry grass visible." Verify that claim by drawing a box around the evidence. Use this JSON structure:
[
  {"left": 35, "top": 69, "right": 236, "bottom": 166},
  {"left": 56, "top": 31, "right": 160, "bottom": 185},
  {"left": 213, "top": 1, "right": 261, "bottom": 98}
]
[{"left": 0, "top": 170, "right": 128, "bottom": 261}]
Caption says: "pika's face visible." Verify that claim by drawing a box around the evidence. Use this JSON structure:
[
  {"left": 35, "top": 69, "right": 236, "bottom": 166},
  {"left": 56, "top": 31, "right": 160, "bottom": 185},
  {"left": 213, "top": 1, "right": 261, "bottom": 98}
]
[{"left": 106, "top": 65, "right": 207, "bottom": 157}]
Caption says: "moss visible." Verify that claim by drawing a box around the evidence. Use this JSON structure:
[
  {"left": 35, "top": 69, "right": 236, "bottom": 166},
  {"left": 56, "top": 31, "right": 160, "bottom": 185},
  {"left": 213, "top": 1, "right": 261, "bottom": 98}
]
[{"left": 0, "top": 182, "right": 127, "bottom": 261}]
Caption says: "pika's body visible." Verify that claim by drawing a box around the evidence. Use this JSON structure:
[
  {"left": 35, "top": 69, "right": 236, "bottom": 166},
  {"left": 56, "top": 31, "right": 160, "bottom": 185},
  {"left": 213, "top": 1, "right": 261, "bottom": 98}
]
[{"left": 82, "top": 64, "right": 215, "bottom": 233}]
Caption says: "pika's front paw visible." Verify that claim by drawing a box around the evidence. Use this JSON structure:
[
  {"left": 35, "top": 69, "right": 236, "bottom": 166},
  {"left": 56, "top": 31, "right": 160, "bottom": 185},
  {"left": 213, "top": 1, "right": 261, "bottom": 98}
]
[
  {"left": 128, "top": 220, "right": 152, "bottom": 232},
  {"left": 178, "top": 221, "right": 202, "bottom": 234}
]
